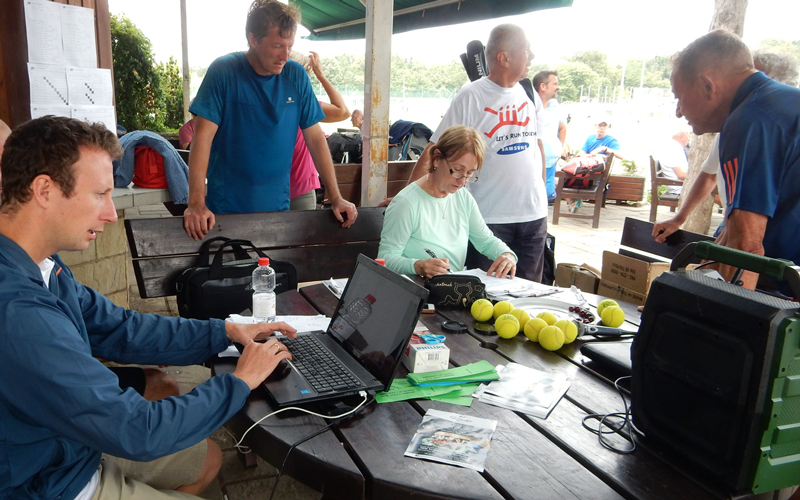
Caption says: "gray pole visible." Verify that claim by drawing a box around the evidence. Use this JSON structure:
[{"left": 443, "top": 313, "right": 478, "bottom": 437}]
[{"left": 180, "top": 0, "right": 190, "bottom": 121}]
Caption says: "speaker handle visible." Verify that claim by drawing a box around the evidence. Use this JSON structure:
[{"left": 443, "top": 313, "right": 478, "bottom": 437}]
[{"left": 671, "top": 241, "right": 800, "bottom": 296}]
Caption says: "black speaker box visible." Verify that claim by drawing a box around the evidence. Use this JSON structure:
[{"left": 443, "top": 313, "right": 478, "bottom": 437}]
[{"left": 631, "top": 270, "right": 800, "bottom": 495}]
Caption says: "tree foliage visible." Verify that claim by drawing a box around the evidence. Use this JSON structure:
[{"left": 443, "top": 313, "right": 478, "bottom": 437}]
[
  {"left": 110, "top": 15, "right": 183, "bottom": 132},
  {"left": 158, "top": 57, "right": 184, "bottom": 129}
]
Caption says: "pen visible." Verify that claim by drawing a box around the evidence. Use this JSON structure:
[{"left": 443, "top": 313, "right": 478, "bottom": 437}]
[{"left": 423, "top": 248, "right": 452, "bottom": 273}]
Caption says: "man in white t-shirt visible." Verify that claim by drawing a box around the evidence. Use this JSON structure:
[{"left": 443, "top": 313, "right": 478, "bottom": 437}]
[
  {"left": 657, "top": 129, "right": 690, "bottom": 196},
  {"left": 394, "top": 24, "right": 548, "bottom": 281}
]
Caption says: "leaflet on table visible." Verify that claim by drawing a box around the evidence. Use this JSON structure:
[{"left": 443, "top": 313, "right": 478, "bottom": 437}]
[
  {"left": 404, "top": 408, "right": 497, "bottom": 472},
  {"left": 473, "top": 363, "right": 570, "bottom": 419},
  {"left": 454, "top": 269, "right": 561, "bottom": 299},
  {"left": 323, "top": 278, "right": 349, "bottom": 298},
  {"left": 406, "top": 360, "right": 498, "bottom": 387},
  {"left": 220, "top": 314, "right": 332, "bottom": 357}
]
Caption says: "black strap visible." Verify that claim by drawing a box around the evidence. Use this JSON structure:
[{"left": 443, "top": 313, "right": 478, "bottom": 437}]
[{"left": 206, "top": 239, "right": 268, "bottom": 280}]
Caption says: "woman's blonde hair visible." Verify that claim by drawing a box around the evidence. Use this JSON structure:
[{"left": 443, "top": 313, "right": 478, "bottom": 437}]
[
  {"left": 289, "top": 50, "right": 312, "bottom": 75},
  {"left": 426, "top": 125, "right": 486, "bottom": 173}
]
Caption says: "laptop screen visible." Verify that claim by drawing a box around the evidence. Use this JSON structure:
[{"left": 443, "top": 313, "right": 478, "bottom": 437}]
[{"left": 328, "top": 254, "right": 428, "bottom": 389}]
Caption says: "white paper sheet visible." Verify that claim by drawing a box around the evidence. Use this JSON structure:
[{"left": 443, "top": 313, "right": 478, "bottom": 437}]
[
  {"left": 28, "top": 63, "right": 69, "bottom": 106},
  {"left": 70, "top": 105, "right": 116, "bottom": 133},
  {"left": 60, "top": 3, "right": 97, "bottom": 68},
  {"left": 30, "top": 104, "right": 71, "bottom": 119},
  {"left": 67, "top": 67, "right": 113, "bottom": 106},
  {"left": 24, "top": 0, "right": 63, "bottom": 65}
]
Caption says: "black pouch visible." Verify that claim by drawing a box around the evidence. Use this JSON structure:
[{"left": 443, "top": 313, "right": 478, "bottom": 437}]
[
  {"left": 175, "top": 237, "right": 297, "bottom": 320},
  {"left": 424, "top": 274, "right": 486, "bottom": 308}
]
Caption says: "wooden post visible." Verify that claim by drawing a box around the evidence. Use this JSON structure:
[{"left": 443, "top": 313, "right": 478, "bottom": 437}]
[{"left": 361, "top": 0, "right": 392, "bottom": 207}]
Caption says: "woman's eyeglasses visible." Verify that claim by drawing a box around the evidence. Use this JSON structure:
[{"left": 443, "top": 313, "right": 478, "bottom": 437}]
[{"left": 444, "top": 158, "right": 478, "bottom": 183}]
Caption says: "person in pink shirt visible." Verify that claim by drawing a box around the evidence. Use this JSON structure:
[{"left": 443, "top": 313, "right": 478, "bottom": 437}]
[{"left": 289, "top": 51, "right": 350, "bottom": 210}]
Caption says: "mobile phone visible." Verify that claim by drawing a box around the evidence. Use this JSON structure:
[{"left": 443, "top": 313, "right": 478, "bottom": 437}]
[{"left": 422, "top": 303, "right": 436, "bottom": 314}]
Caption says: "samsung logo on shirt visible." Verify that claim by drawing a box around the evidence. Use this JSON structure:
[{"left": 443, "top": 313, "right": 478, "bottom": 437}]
[{"left": 497, "top": 142, "right": 529, "bottom": 155}]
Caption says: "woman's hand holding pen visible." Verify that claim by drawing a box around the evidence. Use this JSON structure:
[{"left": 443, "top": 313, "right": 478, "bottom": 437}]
[{"left": 414, "top": 258, "right": 450, "bottom": 278}]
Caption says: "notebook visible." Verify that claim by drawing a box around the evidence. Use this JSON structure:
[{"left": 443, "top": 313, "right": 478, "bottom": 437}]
[
  {"left": 580, "top": 341, "right": 633, "bottom": 376},
  {"left": 262, "top": 254, "right": 429, "bottom": 407}
]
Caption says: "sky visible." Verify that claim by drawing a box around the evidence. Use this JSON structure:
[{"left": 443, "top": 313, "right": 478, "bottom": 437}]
[{"left": 107, "top": 0, "right": 800, "bottom": 69}]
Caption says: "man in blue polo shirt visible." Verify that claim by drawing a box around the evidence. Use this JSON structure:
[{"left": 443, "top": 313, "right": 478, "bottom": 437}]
[
  {"left": 184, "top": 0, "right": 356, "bottom": 240},
  {"left": 671, "top": 29, "right": 800, "bottom": 294}
]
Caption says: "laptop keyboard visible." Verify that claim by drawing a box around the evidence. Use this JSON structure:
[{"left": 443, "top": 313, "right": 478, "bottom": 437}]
[{"left": 281, "top": 335, "right": 362, "bottom": 393}]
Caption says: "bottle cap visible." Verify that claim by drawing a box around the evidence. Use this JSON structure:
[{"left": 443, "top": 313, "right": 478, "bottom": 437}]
[
  {"left": 258, "top": 257, "right": 270, "bottom": 266},
  {"left": 365, "top": 294, "right": 376, "bottom": 304},
  {"left": 375, "top": 258, "right": 385, "bottom": 266}
]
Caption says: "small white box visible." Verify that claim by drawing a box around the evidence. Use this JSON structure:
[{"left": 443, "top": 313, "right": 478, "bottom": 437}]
[{"left": 402, "top": 343, "right": 450, "bottom": 373}]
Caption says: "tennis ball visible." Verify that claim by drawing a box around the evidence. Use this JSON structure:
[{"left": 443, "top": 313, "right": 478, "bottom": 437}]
[
  {"left": 524, "top": 317, "right": 549, "bottom": 342},
  {"left": 493, "top": 300, "right": 514, "bottom": 319},
  {"left": 555, "top": 319, "right": 579, "bottom": 344},
  {"left": 509, "top": 308, "right": 531, "bottom": 331},
  {"left": 600, "top": 306, "right": 625, "bottom": 328},
  {"left": 495, "top": 314, "right": 520, "bottom": 339},
  {"left": 539, "top": 325, "right": 565, "bottom": 351},
  {"left": 537, "top": 311, "right": 558, "bottom": 325},
  {"left": 470, "top": 298, "right": 494, "bottom": 322},
  {"left": 596, "top": 299, "right": 619, "bottom": 317}
]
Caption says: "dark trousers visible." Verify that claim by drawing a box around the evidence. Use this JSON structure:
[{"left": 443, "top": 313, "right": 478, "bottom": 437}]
[{"left": 466, "top": 217, "right": 548, "bottom": 283}]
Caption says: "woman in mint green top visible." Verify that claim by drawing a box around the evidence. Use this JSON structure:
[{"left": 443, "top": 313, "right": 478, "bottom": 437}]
[{"left": 379, "top": 125, "right": 517, "bottom": 278}]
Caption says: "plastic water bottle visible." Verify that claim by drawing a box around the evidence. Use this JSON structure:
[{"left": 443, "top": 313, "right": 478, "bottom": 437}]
[{"left": 252, "top": 257, "right": 276, "bottom": 322}]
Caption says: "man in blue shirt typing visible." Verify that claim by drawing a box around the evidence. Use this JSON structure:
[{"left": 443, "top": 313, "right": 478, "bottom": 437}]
[
  {"left": 0, "top": 116, "right": 297, "bottom": 500},
  {"left": 184, "top": 0, "right": 357, "bottom": 240}
]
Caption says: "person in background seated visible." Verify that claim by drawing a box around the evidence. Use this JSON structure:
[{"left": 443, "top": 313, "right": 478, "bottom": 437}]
[
  {"left": 378, "top": 125, "right": 517, "bottom": 279},
  {"left": 657, "top": 127, "right": 690, "bottom": 197},
  {"left": 288, "top": 50, "right": 350, "bottom": 211},
  {"left": 351, "top": 109, "right": 363, "bottom": 131},
  {"left": 0, "top": 115, "right": 297, "bottom": 500},
  {"left": 579, "top": 117, "right": 622, "bottom": 158}
]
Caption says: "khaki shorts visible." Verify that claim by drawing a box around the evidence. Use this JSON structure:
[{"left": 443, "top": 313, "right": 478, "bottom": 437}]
[{"left": 91, "top": 440, "right": 207, "bottom": 500}]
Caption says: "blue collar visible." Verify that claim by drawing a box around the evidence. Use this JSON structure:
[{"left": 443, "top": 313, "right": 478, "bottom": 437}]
[
  {"left": 0, "top": 233, "right": 52, "bottom": 286},
  {"left": 730, "top": 71, "right": 770, "bottom": 115}
]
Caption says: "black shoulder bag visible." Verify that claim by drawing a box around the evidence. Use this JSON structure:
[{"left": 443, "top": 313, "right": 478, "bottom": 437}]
[
  {"left": 175, "top": 237, "right": 297, "bottom": 320},
  {"left": 424, "top": 274, "right": 486, "bottom": 308}
]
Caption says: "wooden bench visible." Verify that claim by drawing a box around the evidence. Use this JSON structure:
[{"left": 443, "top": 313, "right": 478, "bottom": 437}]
[
  {"left": 325, "top": 160, "right": 416, "bottom": 206},
  {"left": 125, "top": 207, "right": 385, "bottom": 300}
]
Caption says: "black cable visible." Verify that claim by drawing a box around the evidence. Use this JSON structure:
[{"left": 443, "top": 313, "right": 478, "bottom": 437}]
[
  {"left": 267, "top": 396, "right": 375, "bottom": 500},
  {"left": 691, "top": 260, "right": 717, "bottom": 270},
  {"left": 581, "top": 376, "right": 636, "bottom": 454}
]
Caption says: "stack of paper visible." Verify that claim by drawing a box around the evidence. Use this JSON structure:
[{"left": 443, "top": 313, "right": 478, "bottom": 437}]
[
  {"left": 474, "top": 363, "right": 569, "bottom": 419},
  {"left": 454, "top": 269, "right": 562, "bottom": 301},
  {"left": 407, "top": 360, "right": 499, "bottom": 387},
  {"left": 404, "top": 409, "right": 497, "bottom": 472}
]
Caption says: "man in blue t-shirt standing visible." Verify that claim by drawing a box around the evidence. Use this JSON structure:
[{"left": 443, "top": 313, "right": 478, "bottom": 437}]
[
  {"left": 533, "top": 70, "right": 568, "bottom": 203},
  {"left": 184, "top": 0, "right": 357, "bottom": 240},
  {"left": 671, "top": 29, "right": 800, "bottom": 295}
]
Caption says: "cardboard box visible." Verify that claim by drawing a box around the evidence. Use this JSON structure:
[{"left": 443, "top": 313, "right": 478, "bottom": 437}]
[
  {"left": 555, "top": 263, "right": 600, "bottom": 294},
  {"left": 402, "top": 335, "right": 449, "bottom": 373},
  {"left": 597, "top": 279, "right": 647, "bottom": 306},
  {"left": 601, "top": 251, "right": 669, "bottom": 295}
]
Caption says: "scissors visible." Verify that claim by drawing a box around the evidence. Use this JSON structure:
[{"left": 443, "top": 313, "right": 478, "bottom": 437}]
[{"left": 420, "top": 333, "right": 446, "bottom": 344}]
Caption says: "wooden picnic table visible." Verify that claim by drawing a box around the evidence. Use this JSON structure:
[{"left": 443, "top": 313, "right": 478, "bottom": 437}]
[{"left": 211, "top": 285, "right": 757, "bottom": 500}]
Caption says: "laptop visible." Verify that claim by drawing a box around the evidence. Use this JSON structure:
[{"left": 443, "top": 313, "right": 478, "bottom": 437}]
[
  {"left": 580, "top": 341, "right": 633, "bottom": 376},
  {"left": 262, "top": 254, "right": 429, "bottom": 407}
]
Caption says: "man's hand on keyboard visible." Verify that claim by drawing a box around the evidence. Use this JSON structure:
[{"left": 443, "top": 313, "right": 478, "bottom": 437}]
[
  {"left": 233, "top": 338, "right": 293, "bottom": 389},
  {"left": 225, "top": 321, "right": 297, "bottom": 346}
]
